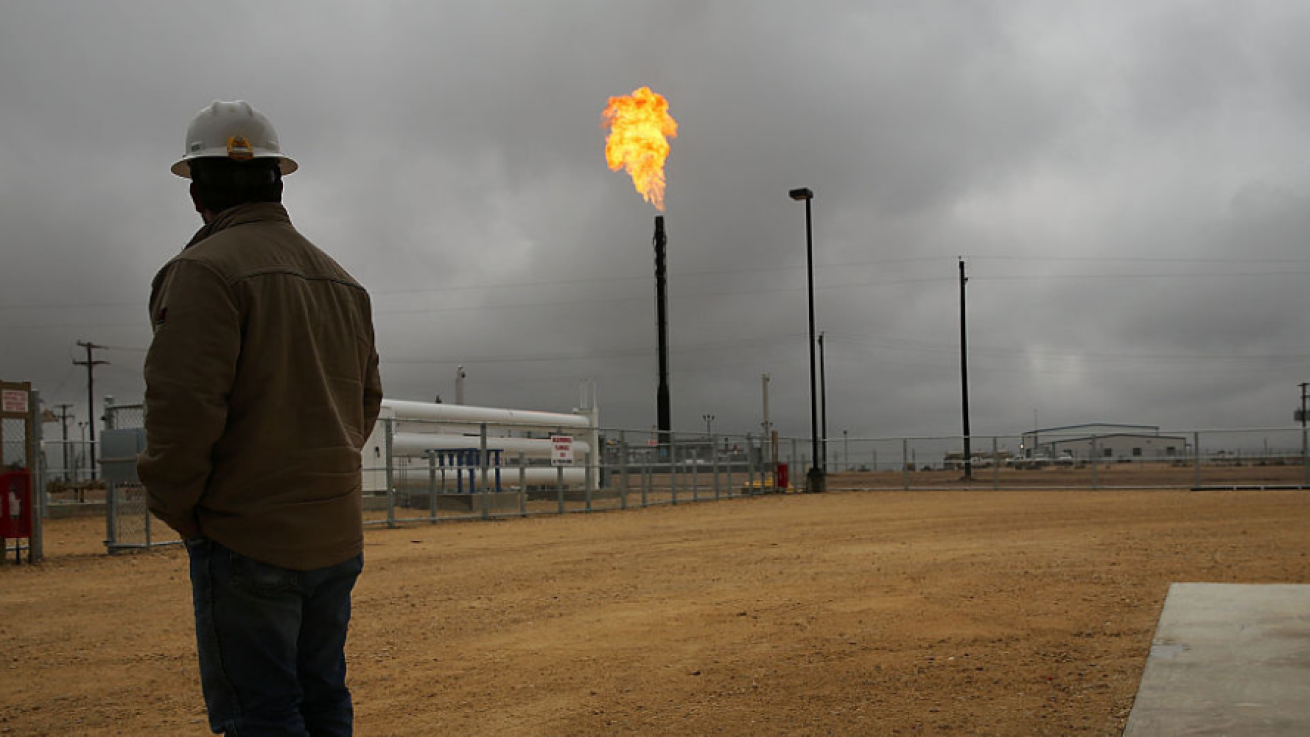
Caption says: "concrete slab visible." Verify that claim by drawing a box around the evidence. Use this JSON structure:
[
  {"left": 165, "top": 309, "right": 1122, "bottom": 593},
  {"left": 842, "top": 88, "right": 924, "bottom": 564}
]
[{"left": 1123, "top": 583, "right": 1310, "bottom": 737}]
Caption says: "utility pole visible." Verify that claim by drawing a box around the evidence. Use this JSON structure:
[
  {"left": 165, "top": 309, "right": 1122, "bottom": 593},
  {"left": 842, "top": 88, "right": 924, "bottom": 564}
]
[
  {"left": 455, "top": 366, "right": 466, "bottom": 405},
  {"left": 54, "top": 403, "right": 73, "bottom": 481},
  {"left": 959, "top": 259, "right": 972, "bottom": 480},
  {"left": 74, "top": 341, "right": 108, "bottom": 480}
]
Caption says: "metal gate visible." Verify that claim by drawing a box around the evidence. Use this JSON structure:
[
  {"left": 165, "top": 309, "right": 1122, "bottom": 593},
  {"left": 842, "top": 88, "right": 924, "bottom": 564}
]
[{"left": 102, "top": 402, "right": 176, "bottom": 552}]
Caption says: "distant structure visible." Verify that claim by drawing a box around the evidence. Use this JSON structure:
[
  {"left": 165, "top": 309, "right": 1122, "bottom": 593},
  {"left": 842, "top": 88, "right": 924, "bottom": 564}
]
[{"left": 1021, "top": 423, "right": 1188, "bottom": 462}]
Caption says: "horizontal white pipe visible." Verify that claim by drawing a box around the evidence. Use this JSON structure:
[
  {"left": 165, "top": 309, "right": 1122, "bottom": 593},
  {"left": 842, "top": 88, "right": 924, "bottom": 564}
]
[
  {"left": 381, "top": 399, "right": 590, "bottom": 429},
  {"left": 392, "top": 466, "right": 587, "bottom": 487},
  {"left": 391, "top": 433, "right": 591, "bottom": 457}
]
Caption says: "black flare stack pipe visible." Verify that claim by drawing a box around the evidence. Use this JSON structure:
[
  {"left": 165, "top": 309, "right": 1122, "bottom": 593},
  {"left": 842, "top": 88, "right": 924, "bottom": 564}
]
[{"left": 654, "top": 216, "right": 671, "bottom": 454}]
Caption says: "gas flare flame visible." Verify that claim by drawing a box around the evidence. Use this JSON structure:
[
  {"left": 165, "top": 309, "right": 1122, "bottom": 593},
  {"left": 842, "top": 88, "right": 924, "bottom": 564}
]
[{"left": 602, "top": 87, "right": 678, "bottom": 211}]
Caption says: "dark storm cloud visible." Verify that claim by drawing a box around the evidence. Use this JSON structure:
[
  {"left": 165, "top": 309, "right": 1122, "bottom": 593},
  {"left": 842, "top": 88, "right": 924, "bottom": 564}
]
[{"left": 3, "top": 1, "right": 1310, "bottom": 445}]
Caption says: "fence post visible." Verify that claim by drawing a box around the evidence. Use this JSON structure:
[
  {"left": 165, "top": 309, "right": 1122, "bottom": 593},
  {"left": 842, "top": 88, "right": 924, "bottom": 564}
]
[
  {"left": 746, "top": 433, "right": 756, "bottom": 495},
  {"left": 712, "top": 433, "right": 720, "bottom": 500},
  {"left": 902, "top": 438, "right": 909, "bottom": 490},
  {"left": 143, "top": 476, "right": 153, "bottom": 547},
  {"left": 29, "top": 391, "right": 44, "bottom": 562},
  {"left": 641, "top": 445, "right": 649, "bottom": 507},
  {"left": 585, "top": 437, "right": 594, "bottom": 513},
  {"left": 479, "top": 423, "right": 490, "bottom": 520},
  {"left": 619, "top": 431, "right": 628, "bottom": 510},
  {"left": 1303, "top": 426, "right": 1308, "bottom": 488},
  {"left": 1090, "top": 435, "right": 1098, "bottom": 490},
  {"left": 427, "top": 451, "right": 438, "bottom": 523},
  {"left": 992, "top": 436, "right": 999, "bottom": 491},
  {"left": 670, "top": 434, "right": 679, "bottom": 505},
  {"left": 1193, "top": 431, "right": 1201, "bottom": 489},
  {"left": 790, "top": 437, "right": 798, "bottom": 492},
  {"left": 692, "top": 438, "right": 700, "bottom": 502},
  {"left": 384, "top": 418, "right": 395, "bottom": 528},
  {"left": 556, "top": 426, "right": 565, "bottom": 514},
  {"left": 103, "top": 398, "right": 117, "bottom": 551},
  {"left": 439, "top": 450, "right": 448, "bottom": 507}
]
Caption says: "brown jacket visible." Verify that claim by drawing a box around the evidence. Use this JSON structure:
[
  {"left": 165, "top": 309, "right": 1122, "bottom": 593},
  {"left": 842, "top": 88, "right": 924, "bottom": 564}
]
[{"left": 139, "top": 203, "right": 383, "bottom": 570}]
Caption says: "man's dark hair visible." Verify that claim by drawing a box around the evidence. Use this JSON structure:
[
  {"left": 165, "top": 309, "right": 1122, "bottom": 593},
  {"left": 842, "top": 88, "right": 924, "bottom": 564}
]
[{"left": 189, "top": 158, "right": 283, "bottom": 214}]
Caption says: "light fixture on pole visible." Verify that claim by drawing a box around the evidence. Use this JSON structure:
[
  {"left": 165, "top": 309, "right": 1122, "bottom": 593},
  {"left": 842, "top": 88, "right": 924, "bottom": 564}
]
[
  {"left": 702, "top": 413, "right": 715, "bottom": 436},
  {"left": 789, "top": 186, "right": 824, "bottom": 493}
]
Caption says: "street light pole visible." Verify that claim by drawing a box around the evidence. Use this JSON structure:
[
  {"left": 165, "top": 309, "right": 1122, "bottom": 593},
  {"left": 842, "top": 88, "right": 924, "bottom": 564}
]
[
  {"left": 702, "top": 413, "right": 714, "bottom": 436},
  {"left": 819, "top": 331, "right": 828, "bottom": 473},
  {"left": 1300, "top": 383, "right": 1308, "bottom": 486},
  {"left": 789, "top": 187, "right": 824, "bottom": 492},
  {"left": 959, "top": 258, "right": 972, "bottom": 480}
]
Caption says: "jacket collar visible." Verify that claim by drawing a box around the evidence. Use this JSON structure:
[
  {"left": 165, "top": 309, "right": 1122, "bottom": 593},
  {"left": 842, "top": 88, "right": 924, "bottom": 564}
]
[{"left": 184, "top": 202, "right": 292, "bottom": 250}]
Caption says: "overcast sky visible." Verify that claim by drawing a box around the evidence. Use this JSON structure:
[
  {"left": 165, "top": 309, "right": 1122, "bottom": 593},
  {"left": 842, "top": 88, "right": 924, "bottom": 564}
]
[{"left": 3, "top": 0, "right": 1310, "bottom": 443}]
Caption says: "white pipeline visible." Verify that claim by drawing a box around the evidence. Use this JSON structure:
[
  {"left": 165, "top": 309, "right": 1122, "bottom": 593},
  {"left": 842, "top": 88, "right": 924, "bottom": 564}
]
[
  {"left": 392, "top": 466, "right": 587, "bottom": 487},
  {"left": 391, "top": 433, "right": 591, "bottom": 458},
  {"left": 381, "top": 399, "right": 591, "bottom": 429}
]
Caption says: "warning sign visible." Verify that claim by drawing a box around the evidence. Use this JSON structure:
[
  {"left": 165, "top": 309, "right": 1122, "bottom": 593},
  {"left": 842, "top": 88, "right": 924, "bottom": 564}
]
[
  {"left": 1, "top": 390, "right": 27, "bottom": 415},
  {"left": 551, "top": 435, "right": 574, "bottom": 466}
]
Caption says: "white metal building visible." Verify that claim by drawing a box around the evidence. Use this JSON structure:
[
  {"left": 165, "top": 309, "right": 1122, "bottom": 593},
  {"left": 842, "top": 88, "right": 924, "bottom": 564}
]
[{"left": 1021, "top": 424, "right": 1188, "bottom": 462}]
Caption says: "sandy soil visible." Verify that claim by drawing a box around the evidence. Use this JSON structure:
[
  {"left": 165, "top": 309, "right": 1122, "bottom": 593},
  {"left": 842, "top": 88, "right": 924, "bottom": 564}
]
[{"left": 2, "top": 488, "right": 1308, "bottom": 736}]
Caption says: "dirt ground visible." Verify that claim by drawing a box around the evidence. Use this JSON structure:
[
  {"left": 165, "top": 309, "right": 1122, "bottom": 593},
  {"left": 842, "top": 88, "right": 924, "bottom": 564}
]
[{"left": 2, "top": 488, "right": 1308, "bottom": 736}]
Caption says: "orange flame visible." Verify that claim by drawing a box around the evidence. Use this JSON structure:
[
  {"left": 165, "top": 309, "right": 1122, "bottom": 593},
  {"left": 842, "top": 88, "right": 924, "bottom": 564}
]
[{"left": 602, "top": 87, "right": 678, "bottom": 211}]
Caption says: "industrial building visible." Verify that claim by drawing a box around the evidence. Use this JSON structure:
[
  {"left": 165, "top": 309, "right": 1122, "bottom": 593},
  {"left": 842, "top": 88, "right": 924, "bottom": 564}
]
[{"left": 1021, "top": 424, "right": 1189, "bottom": 462}]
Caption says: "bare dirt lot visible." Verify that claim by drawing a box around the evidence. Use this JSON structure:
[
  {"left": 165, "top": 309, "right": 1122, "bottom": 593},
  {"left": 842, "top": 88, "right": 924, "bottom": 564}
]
[{"left": 3, "top": 488, "right": 1308, "bottom": 736}]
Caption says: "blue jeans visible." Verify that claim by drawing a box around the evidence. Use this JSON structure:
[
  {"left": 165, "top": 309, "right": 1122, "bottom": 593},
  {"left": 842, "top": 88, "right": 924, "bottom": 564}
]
[{"left": 186, "top": 538, "right": 363, "bottom": 737}]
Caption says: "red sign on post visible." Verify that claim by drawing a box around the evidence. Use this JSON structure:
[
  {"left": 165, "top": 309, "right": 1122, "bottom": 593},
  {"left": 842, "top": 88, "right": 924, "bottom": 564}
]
[{"left": 1, "top": 390, "right": 27, "bottom": 414}]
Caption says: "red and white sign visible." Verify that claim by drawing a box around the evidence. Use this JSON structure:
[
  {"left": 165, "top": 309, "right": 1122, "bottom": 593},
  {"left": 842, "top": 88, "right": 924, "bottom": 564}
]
[
  {"left": 551, "top": 435, "right": 574, "bottom": 466},
  {"left": 1, "top": 390, "right": 27, "bottom": 415}
]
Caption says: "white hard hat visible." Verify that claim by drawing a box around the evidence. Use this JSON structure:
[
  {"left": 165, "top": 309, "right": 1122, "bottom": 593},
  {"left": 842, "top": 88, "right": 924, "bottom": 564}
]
[{"left": 171, "top": 100, "right": 298, "bottom": 178}]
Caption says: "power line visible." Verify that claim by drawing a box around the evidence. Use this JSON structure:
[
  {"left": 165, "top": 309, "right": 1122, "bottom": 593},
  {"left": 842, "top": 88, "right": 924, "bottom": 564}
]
[
  {"left": 976, "top": 270, "right": 1310, "bottom": 281},
  {"left": 966, "top": 254, "right": 1310, "bottom": 264}
]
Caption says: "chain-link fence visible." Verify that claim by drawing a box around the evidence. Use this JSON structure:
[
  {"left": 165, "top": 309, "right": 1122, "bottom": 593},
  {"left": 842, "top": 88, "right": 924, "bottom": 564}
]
[
  {"left": 353, "top": 421, "right": 1310, "bottom": 527},
  {"left": 817, "top": 427, "right": 1310, "bottom": 491},
  {"left": 91, "top": 393, "right": 1310, "bottom": 548},
  {"left": 2, "top": 417, "right": 27, "bottom": 470},
  {"left": 365, "top": 417, "right": 799, "bottom": 528},
  {"left": 43, "top": 439, "right": 98, "bottom": 485}
]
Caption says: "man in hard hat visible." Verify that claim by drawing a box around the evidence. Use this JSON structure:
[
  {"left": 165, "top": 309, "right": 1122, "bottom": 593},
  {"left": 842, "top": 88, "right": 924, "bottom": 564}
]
[{"left": 139, "top": 100, "right": 383, "bottom": 737}]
